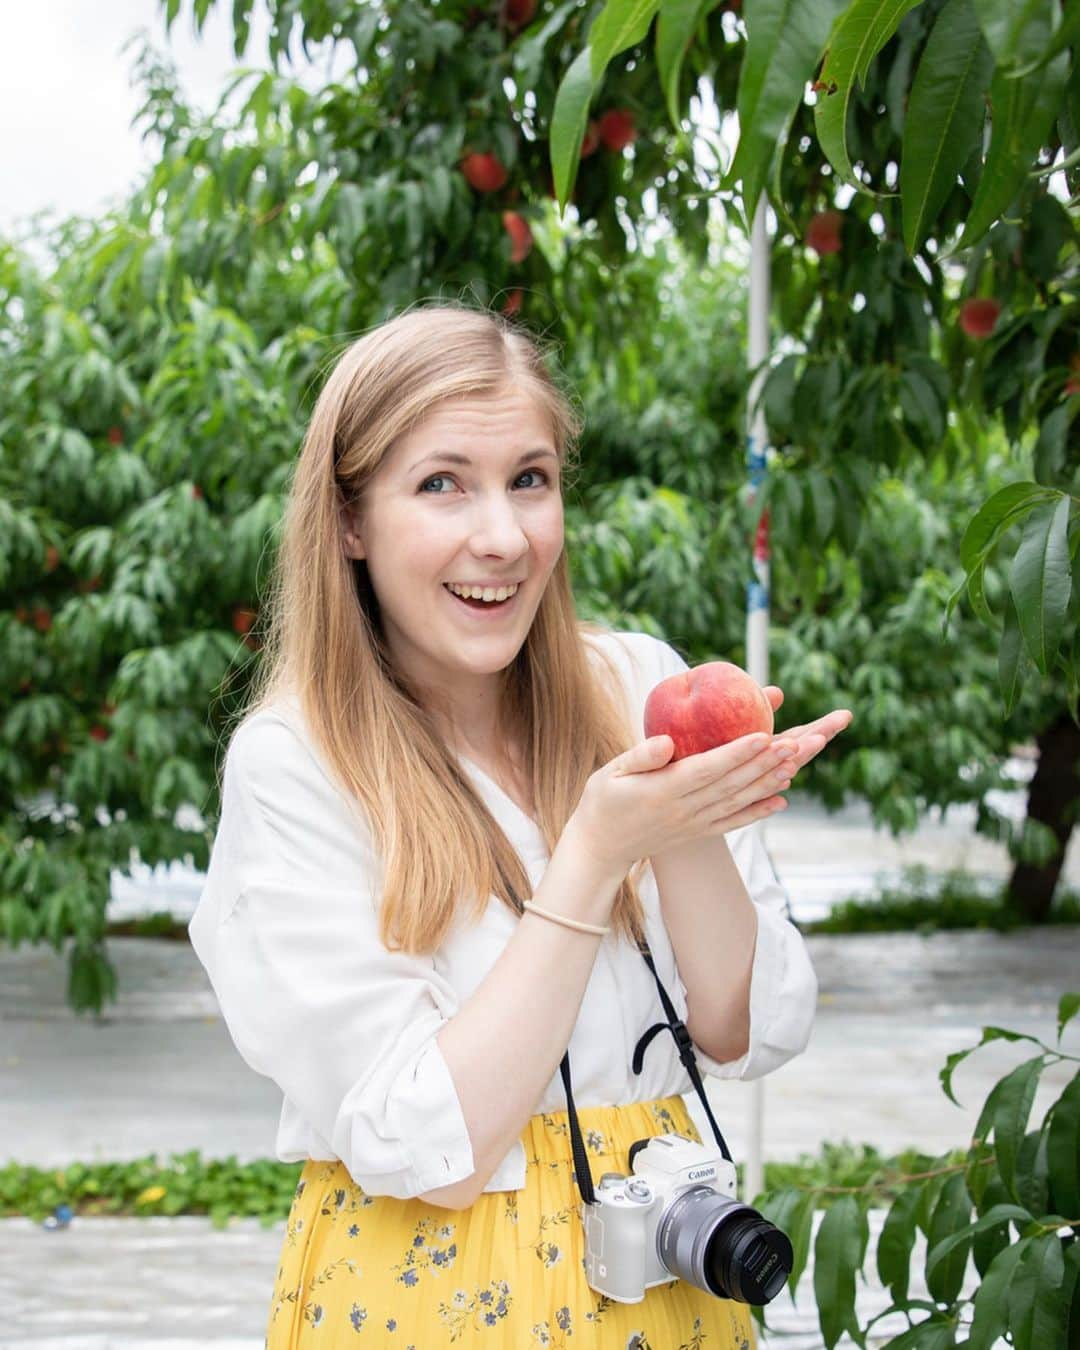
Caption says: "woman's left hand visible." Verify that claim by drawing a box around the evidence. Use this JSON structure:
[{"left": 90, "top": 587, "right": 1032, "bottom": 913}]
[{"left": 764, "top": 687, "right": 853, "bottom": 772}]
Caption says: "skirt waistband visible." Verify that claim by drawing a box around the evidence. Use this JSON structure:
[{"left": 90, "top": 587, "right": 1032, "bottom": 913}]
[{"left": 519, "top": 1094, "right": 698, "bottom": 1174}]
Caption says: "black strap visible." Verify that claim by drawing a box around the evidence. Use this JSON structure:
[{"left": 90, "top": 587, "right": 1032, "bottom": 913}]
[{"left": 561, "top": 940, "right": 734, "bottom": 1209}]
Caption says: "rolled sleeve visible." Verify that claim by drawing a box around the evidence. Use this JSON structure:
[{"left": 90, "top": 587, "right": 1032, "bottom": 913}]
[
  {"left": 187, "top": 711, "right": 476, "bottom": 1199},
  {"left": 202, "top": 878, "right": 475, "bottom": 1198}
]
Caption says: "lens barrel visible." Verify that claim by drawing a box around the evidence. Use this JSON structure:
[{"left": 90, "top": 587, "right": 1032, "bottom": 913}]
[{"left": 656, "top": 1185, "right": 793, "bottom": 1306}]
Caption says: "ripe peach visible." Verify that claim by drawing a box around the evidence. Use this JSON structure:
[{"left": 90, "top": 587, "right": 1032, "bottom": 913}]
[
  {"left": 502, "top": 210, "right": 533, "bottom": 263},
  {"left": 644, "top": 660, "right": 774, "bottom": 761},
  {"left": 597, "top": 108, "right": 636, "bottom": 152},
  {"left": 502, "top": 0, "right": 535, "bottom": 32},
  {"left": 959, "top": 298, "right": 1001, "bottom": 339},
  {"left": 461, "top": 152, "right": 509, "bottom": 192},
  {"left": 806, "top": 210, "right": 843, "bottom": 256}
]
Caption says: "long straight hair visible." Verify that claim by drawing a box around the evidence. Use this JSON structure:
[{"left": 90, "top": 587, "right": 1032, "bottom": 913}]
[{"left": 237, "top": 303, "right": 649, "bottom": 952}]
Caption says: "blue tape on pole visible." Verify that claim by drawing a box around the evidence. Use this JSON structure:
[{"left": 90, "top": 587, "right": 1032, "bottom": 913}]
[
  {"left": 746, "top": 435, "right": 767, "bottom": 479},
  {"left": 747, "top": 580, "right": 769, "bottom": 612}
]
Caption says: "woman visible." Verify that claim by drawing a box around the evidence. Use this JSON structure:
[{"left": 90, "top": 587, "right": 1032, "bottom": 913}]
[{"left": 189, "top": 303, "right": 852, "bottom": 1348}]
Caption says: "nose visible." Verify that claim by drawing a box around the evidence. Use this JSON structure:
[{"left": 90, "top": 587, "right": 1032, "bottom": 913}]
[{"left": 467, "top": 492, "right": 530, "bottom": 559}]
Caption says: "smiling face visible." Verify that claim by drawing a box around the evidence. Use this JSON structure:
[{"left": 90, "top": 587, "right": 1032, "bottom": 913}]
[{"left": 341, "top": 383, "right": 565, "bottom": 752}]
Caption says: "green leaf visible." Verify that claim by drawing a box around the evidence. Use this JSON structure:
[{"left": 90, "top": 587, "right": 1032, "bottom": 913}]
[
  {"left": 959, "top": 481, "right": 1053, "bottom": 571},
  {"left": 1008, "top": 492, "right": 1072, "bottom": 677},
  {"left": 926, "top": 1172, "right": 974, "bottom": 1304},
  {"left": 814, "top": 0, "right": 924, "bottom": 190},
  {"left": 588, "top": 0, "right": 661, "bottom": 83},
  {"left": 901, "top": 0, "right": 994, "bottom": 253},
  {"left": 971, "top": 0, "right": 1056, "bottom": 74},
  {"left": 813, "top": 1194, "right": 868, "bottom": 1348},
  {"left": 755, "top": 1186, "right": 816, "bottom": 1300},
  {"left": 1058, "top": 992, "right": 1080, "bottom": 1041},
  {"left": 926, "top": 1201, "right": 1033, "bottom": 1282},
  {"left": 725, "top": 0, "right": 848, "bottom": 215},
  {"left": 877, "top": 1187, "right": 919, "bottom": 1303},
  {"left": 1033, "top": 403, "right": 1073, "bottom": 484},
  {"left": 879, "top": 1318, "right": 957, "bottom": 1349},
  {"left": 1046, "top": 1072, "right": 1080, "bottom": 1218},
  {"left": 1007, "top": 1231, "right": 1068, "bottom": 1350},
  {"left": 550, "top": 47, "right": 596, "bottom": 210},
  {"left": 968, "top": 1237, "right": 1030, "bottom": 1350},
  {"left": 955, "top": 51, "right": 1071, "bottom": 251},
  {"left": 975, "top": 1055, "right": 1047, "bottom": 1197},
  {"left": 999, "top": 586, "right": 1030, "bottom": 715},
  {"left": 657, "top": 0, "right": 708, "bottom": 132}
]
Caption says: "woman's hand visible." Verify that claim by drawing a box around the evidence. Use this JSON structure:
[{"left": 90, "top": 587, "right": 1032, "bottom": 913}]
[
  {"left": 570, "top": 730, "right": 809, "bottom": 878},
  {"left": 761, "top": 686, "right": 853, "bottom": 771}
]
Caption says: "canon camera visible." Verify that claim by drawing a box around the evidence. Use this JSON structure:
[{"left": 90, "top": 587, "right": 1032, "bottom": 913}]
[{"left": 580, "top": 1132, "right": 793, "bottom": 1306}]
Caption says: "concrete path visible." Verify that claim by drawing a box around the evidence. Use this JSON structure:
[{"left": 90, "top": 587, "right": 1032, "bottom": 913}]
[{"left": 2, "top": 780, "right": 1078, "bottom": 1347}]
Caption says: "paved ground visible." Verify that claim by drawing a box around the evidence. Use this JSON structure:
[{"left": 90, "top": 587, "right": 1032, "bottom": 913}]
[{"left": 3, "top": 783, "right": 1078, "bottom": 1347}]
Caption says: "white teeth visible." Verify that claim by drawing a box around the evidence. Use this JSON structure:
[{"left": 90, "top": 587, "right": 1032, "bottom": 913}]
[{"left": 447, "top": 582, "right": 519, "bottom": 603}]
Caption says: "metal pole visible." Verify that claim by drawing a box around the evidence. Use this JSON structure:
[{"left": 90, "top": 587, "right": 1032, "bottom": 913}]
[{"left": 744, "top": 194, "right": 771, "bottom": 1204}]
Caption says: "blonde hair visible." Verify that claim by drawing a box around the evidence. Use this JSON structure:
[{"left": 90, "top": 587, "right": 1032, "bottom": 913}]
[{"left": 236, "top": 302, "right": 649, "bottom": 952}]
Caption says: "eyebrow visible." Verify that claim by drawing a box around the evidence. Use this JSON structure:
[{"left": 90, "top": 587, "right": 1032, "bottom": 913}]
[{"left": 408, "top": 449, "right": 559, "bottom": 473}]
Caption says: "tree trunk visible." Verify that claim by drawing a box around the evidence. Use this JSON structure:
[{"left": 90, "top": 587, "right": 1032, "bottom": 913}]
[{"left": 1006, "top": 710, "right": 1080, "bottom": 922}]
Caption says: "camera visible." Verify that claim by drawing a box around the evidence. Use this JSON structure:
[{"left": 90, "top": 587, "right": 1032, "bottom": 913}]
[{"left": 580, "top": 1132, "right": 793, "bottom": 1306}]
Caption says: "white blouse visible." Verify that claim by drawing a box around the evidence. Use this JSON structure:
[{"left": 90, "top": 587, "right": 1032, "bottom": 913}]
[{"left": 188, "top": 627, "right": 818, "bottom": 1201}]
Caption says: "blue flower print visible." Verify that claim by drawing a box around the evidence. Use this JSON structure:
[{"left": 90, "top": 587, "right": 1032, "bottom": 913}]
[
  {"left": 413, "top": 1234, "right": 425, "bottom": 1247},
  {"left": 348, "top": 1304, "right": 367, "bottom": 1332},
  {"left": 386, "top": 1318, "right": 396, "bottom": 1332},
  {"left": 401, "top": 1269, "right": 419, "bottom": 1287},
  {"left": 348, "top": 1224, "right": 359, "bottom": 1238},
  {"left": 556, "top": 1306, "right": 572, "bottom": 1332},
  {"left": 310, "top": 1305, "right": 324, "bottom": 1328}
]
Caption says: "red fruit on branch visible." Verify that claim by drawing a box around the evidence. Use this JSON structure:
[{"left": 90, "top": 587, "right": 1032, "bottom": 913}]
[
  {"left": 959, "top": 298, "right": 1001, "bottom": 339},
  {"left": 33, "top": 607, "right": 52, "bottom": 633},
  {"left": 44, "top": 546, "right": 60, "bottom": 573},
  {"left": 14, "top": 607, "right": 28, "bottom": 624},
  {"left": 77, "top": 575, "right": 102, "bottom": 594},
  {"left": 232, "top": 607, "right": 257, "bottom": 636},
  {"left": 502, "top": 211, "right": 534, "bottom": 263},
  {"left": 501, "top": 0, "right": 536, "bottom": 32},
  {"left": 597, "top": 108, "right": 636, "bottom": 152},
  {"left": 501, "top": 289, "right": 524, "bottom": 317},
  {"left": 580, "top": 121, "right": 601, "bottom": 159},
  {"left": 461, "top": 152, "right": 509, "bottom": 192},
  {"left": 90, "top": 725, "right": 110, "bottom": 742},
  {"left": 1065, "top": 354, "right": 1080, "bottom": 397},
  {"left": 806, "top": 210, "right": 843, "bottom": 256},
  {"left": 107, "top": 426, "right": 124, "bottom": 446},
  {"left": 192, "top": 484, "right": 204, "bottom": 500}
]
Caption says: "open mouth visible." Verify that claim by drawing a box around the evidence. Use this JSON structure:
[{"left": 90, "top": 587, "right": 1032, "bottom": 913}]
[{"left": 443, "top": 584, "right": 520, "bottom": 616}]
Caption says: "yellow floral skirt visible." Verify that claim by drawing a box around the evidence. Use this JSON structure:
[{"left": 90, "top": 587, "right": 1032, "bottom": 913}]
[{"left": 266, "top": 1093, "right": 756, "bottom": 1349}]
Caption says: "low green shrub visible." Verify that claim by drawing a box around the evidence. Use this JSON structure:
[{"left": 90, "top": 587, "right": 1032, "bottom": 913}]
[{"left": 806, "top": 864, "right": 1080, "bottom": 935}]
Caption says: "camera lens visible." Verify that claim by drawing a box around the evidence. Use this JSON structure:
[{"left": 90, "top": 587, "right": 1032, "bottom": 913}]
[{"left": 656, "top": 1185, "right": 793, "bottom": 1306}]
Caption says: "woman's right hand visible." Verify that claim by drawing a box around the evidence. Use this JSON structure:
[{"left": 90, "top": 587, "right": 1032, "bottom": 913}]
[{"left": 568, "top": 732, "right": 800, "bottom": 878}]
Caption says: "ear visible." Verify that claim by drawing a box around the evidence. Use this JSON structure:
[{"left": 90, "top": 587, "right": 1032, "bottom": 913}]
[{"left": 340, "top": 503, "right": 366, "bottom": 561}]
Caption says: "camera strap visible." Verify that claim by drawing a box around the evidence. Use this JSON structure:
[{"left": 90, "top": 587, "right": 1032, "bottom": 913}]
[{"left": 559, "top": 939, "right": 734, "bottom": 1208}]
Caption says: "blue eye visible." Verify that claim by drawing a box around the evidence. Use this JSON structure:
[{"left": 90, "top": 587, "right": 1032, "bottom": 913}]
[{"left": 419, "top": 469, "right": 551, "bottom": 494}]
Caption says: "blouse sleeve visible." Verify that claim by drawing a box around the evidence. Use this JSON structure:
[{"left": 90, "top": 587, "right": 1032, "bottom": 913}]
[
  {"left": 643, "top": 634, "right": 819, "bottom": 1081},
  {"left": 187, "top": 711, "right": 475, "bottom": 1199}
]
